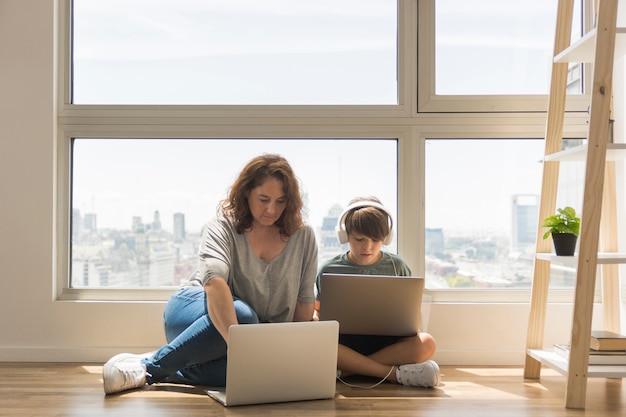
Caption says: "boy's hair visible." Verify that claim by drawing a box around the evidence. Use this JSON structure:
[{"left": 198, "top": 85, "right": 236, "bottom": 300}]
[{"left": 342, "top": 197, "right": 392, "bottom": 243}]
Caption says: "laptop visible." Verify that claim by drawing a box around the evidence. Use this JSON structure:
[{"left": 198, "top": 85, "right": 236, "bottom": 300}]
[
  {"left": 206, "top": 320, "right": 339, "bottom": 407},
  {"left": 319, "top": 273, "right": 424, "bottom": 336}
]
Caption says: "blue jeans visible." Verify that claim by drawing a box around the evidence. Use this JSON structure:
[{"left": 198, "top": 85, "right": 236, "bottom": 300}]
[{"left": 142, "top": 286, "right": 259, "bottom": 387}]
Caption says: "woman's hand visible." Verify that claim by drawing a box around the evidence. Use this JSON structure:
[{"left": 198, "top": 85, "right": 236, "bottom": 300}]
[{"left": 312, "top": 299, "right": 320, "bottom": 321}]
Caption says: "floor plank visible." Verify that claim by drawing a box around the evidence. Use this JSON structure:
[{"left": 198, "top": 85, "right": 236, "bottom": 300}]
[{"left": 0, "top": 363, "right": 624, "bottom": 416}]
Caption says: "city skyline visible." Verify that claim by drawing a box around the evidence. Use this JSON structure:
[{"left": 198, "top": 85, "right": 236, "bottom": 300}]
[{"left": 71, "top": 191, "right": 549, "bottom": 290}]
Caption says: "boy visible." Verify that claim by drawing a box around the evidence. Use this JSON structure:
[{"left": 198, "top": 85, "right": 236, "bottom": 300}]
[{"left": 316, "top": 197, "right": 440, "bottom": 388}]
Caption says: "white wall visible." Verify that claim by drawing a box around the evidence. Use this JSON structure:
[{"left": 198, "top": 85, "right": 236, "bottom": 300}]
[{"left": 0, "top": 0, "right": 602, "bottom": 364}]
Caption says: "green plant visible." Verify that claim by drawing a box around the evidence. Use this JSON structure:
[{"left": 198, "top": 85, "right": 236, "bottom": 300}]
[{"left": 541, "top": 206, "right": 580, "bottom": 239}]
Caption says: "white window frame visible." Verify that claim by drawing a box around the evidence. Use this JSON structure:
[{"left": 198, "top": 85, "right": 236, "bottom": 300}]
[{"left": 55, "top": 0, "right": 593, "bottom": 304}]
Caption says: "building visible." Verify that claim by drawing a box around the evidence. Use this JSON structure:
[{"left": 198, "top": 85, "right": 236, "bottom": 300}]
[
  {"left": 173, "top": 212, "right": 186, "bottom": 242},
  {"left": 511, "top": 195, "right": 539, "bottom": 253}
]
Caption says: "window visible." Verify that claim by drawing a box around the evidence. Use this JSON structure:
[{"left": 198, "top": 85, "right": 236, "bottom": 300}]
[
  {"left": 425, "top": 138, "right": 584, "bottom": 290},
  {"left": 418, "top": 0, "right": 587, "bottom": 112},
  {"left": 71, "top": 138, "right": 398, "bottom": 288},
  {"left": 61, "top": 0, "right": 595, "bottom": 301},
  {"left": 435, "top": 0, "right": 567, "bottom": 95},
  {"left": 71, "top": 0, "right": 398, "bottom": 105}
]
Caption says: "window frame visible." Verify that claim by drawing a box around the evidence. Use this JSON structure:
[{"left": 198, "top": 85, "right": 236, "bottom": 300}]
[{"left": 56, "top": 0, "right": 594, "bottom": 304}]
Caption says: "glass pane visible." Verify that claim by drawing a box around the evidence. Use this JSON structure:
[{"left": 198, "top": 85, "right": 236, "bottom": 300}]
[
  {"left": 72, "top": 0, "right": 398, "bottom": 105},
  {"left": 425, "top": 138, "right": 576, "bottom": 289},
  {"left": 71, "top": 139, "right": 397, "bottom": 287},
  {"left": 435, "top": 0, "right": 583, "bottom": 95}
]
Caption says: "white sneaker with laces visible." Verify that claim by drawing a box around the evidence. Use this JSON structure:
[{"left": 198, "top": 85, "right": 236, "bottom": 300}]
[
  {"left": 103, "top": 353, "right": 147, "bottom": 394},
  {"left": 395, "top": 360, "right": 441, "bottom": 388}
]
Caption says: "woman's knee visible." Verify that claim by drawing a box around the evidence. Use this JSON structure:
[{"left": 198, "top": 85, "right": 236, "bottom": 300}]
[{"left": 233, "top": 299, "right": 260, "bottom": 324}]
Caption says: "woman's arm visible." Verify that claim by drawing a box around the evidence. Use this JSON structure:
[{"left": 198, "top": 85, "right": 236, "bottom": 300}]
[
  {"left": 204, "top": 277, "right": 238, "bottom": 343},
  {"left": 291, "top": 226, "right": 318, "bottom": 323},
  {"left": 293, "top": 301, "right": 315, "bottom": 322}
]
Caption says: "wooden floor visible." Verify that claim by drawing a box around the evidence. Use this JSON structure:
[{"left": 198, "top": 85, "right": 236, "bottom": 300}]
[{"left": 1, "top": 363, "right": 624, "bottom": 416}]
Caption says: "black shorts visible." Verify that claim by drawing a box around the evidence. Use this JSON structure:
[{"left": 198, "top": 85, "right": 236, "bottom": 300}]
[{"left": 339, "top": 334, "right": 404, "bottom": 356}]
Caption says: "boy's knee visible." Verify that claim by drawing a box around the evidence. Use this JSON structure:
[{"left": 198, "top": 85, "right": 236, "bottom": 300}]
[{"left": 415, "top": 333, "right": 437, "bottom": 362}]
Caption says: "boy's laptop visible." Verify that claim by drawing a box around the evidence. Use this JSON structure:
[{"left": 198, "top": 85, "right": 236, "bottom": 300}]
[
  {"left": 206, "top": 320, "right": 339, "bottom": 407},
  {"left": 319, "top": 273, "right": 424, "bottom": 336}
]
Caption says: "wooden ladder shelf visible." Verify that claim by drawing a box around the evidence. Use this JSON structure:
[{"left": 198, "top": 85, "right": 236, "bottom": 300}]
[{"left": 523, "top": 0, "right": 626, "bottom": 409}]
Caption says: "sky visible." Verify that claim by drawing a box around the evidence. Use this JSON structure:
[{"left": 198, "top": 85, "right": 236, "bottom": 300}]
[
  {"left": 72, "top": 139, "right": 398, "bottom": 234},
  {"left": 70, "top": 0, "right": 571, "bottom": 236},
  {"left": 72, "top": 0, "right": 398, "bottom": 105}
]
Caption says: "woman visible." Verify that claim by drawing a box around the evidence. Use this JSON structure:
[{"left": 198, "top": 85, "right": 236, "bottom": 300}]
[
  {"left": 316, "top": 197, "right": 440, "bottom": 388},
  {"left": 103, "top": 154, "right": 318, "bottom": 394}
]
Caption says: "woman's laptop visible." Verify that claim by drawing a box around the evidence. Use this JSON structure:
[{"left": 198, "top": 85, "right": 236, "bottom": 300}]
[
  {"left": 206, "top": 320, "right": 339, "bottom": 407},
  {"left": 319, "top": 273, "right": 424, "bottom": 336}
]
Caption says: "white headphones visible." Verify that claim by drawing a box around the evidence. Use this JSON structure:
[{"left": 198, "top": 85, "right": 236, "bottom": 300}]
[{"left": 335, "top": 201, "right": 394, "bottom": 245}]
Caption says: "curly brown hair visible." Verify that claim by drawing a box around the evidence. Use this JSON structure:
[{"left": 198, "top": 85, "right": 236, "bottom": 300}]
[{"left": 220, "top": 154, "right": 304, "bottom": 236}]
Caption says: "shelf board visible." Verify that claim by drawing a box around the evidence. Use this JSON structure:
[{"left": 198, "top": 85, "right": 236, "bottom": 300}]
[
  {"left": 528, "top": 349, "right": 626, "bottom": 378},
  {"left": 544, "top": 143, "right": 626, "bottom": 162},
  {"left": 554, "top": 27, "right": 626, "bottom": 63},
  {"left": 535, "top": 252, "right": 626, "bottom": 265}
]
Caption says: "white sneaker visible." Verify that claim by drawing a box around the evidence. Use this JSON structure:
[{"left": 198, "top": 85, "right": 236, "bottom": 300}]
[
  {"left": 103, "top": 353, "right": 147, "bottom": 394},
  {"left": 395, "top": 360, "right": 441, "bottom": 388}
]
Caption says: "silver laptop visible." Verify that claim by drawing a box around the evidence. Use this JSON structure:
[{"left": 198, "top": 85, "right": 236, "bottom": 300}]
[
  {"left": 319, "top": 273, "right": 424, "bottom": 336},
  {"left": 206, "top": 320, "right": 339, "bottom": 407}
]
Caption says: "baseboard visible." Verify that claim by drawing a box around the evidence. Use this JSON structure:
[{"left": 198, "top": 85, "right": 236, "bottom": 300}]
[
  {"left": 0, "top": 345, "right": 527, "bottom": 365},
  {"left": 0, "top": 346, "right": 159, "bottom": 363},
  {"left": 433, "top": 349, "right": 527, "bottom": 366}
]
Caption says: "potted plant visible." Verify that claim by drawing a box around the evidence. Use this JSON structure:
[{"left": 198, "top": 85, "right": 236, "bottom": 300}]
[{"left": 541, "top": 206, "right": 580, "bottom": 256}]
